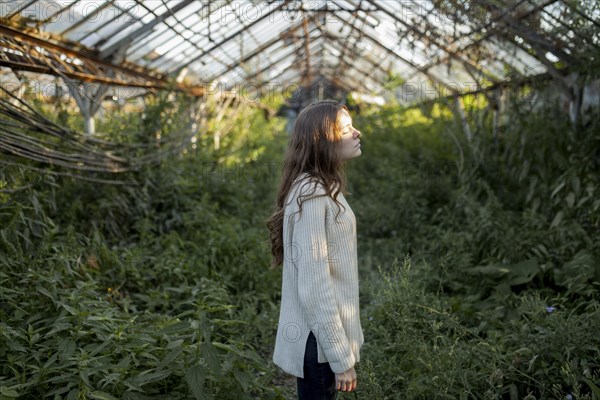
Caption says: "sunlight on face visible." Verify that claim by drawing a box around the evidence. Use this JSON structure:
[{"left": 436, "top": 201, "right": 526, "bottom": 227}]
[{"left": 337, "top": 109, "right": 362, "bottom": 161}]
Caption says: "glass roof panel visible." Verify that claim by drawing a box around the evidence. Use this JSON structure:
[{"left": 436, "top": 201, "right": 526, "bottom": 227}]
[{"left": 1, "top": 0, "right": 594, "bottom": 103}]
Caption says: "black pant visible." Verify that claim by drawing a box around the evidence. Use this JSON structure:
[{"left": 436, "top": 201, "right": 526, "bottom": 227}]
[{"left": 297, "top": 331, "right": 338, "bottom": 400}]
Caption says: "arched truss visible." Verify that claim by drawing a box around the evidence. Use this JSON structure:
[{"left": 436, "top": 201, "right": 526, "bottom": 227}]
[{"left": 0, "top": 0, "right": 597, "bottom": 103}]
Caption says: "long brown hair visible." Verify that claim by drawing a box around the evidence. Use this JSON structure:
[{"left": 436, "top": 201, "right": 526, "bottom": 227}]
[{"left": 266, "top": 100, "right": 350, "bottom": 269}]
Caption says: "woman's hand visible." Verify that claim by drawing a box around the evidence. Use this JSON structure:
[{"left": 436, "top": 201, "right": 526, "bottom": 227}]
[{"left": 335, "top": 366, "right": 357, "bottom": 392}]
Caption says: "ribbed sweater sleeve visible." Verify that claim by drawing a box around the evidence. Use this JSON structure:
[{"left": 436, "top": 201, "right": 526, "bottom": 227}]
[{"left": 293, "top": 186, "right": 356, "bottom": 374}]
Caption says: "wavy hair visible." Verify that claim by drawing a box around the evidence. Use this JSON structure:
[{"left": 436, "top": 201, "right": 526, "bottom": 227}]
[{"left": 266, "top": 100, "right": 350, "bottom": 269}]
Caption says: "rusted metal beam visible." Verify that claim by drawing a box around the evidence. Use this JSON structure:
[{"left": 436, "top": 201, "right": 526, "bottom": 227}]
[
  {"left": 330, "top": 0, "right": 366, "bottom": 81},
  {"left": 242, "top": 40, "right": 317, "bottom": 83},
  {"left": 258, "top": 42, "right": 376, "bottom": 94},
  {"left": 316, "top": 31, "right": 387, "bottom": 90},
  {"left": 205, "top": 10, "right": 323, "bottom": 82},
  {"left": 265, "top": 48, "right": 360, "bottom": 94},
  {"left": 302, "top": 16, "right": 312, "bottom": 86},
  {"left": 0, "top": 24, "right": 207, "bottom": 95},
  {"left": 0, "top": 24, "right": 161, "bottom": 81},
  {"left": 212, "top": 22, "right": 325, "bottom": 86},
  {"left": 0, "top": 59, "right": 163, "bottom": 88}
]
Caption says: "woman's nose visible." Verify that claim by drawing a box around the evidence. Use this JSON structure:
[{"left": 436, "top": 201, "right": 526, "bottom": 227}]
[{"left": 354, "top": 130, "right": 361, "bottom": 139}]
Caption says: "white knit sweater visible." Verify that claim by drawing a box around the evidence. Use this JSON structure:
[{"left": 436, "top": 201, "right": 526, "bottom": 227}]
[{"left": 273, "top": 173, "right": 364, "bottom": 378}]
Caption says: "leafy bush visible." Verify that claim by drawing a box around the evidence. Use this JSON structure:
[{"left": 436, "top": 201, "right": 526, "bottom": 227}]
[
  {"left": 0, "top": 95, "right": 287, "bottom": 399},
  {"left": 357, "top": 258, "right": 600, "bottom": 400},
  {"left": 1, "top": 87, "right": 599, "bottom": 399}
]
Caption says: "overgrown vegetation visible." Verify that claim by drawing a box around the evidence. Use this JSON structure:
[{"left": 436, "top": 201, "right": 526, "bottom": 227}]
[{"left": 1, "top": 87, "right": 599, "bottom": 399}]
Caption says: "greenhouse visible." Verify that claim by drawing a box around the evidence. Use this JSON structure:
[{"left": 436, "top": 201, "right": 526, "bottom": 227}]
[{"left": 1, "top": 0, "right": 599, "bottom": 398}]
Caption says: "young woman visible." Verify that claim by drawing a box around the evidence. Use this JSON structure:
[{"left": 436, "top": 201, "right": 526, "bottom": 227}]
[{"left": 267, "top": 100, "right": 364, "bottom": 399}]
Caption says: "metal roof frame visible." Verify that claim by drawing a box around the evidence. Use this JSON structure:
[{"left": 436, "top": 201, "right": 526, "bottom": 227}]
[{"left": 0, "top": 0, "right": 597, "bottom": 103}]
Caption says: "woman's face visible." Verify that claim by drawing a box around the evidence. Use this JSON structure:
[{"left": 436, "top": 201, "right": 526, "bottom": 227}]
[{"left": 337, "top": 109, "right": 362, "bottom": 161}]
